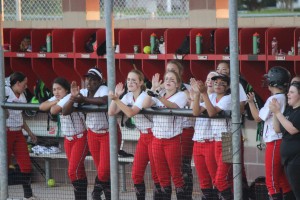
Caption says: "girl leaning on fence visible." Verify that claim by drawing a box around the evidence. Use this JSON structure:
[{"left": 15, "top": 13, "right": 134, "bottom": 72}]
[
  {"left": 142, "top": 71, "right": 187, "bottom": 200},
  {"left": 39, "top": 77, "right": 89, "bottom": 200},
  {"left": 190, "top": 71, "right": 219, "bottom": 199},
  {"left": 108, "top": 69, "right": 161, "bottom": 200},
  {"left": 6, "top": 72, "right": 38, "bottom": 200},
  {"left": 165, "top": 60, "right": 195, "bottom": 200},
  {"left": 191, "top": 74, "right": 233, "bottom": 200},
  {"left": 62, "top": 67, "right": 121, "bottom": 200}
]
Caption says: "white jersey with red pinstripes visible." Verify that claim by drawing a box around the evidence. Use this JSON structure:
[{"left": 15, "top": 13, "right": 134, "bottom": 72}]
[
  {"left": 49, "top": 95, "right": 86, "bottom": 137},
  {"left": 201, "top": 93, "right": 232, "bottom": 141},
  {"left": 151, "top": 91, "right": 187, "bottom": 139},
  {"left": 5, "top": 86, "right": 26, "bottom": 128},
  {"left": 80, "top": 85, "right": 109, "bottom": 132},
  {"left": 121, "top": 91, "right": 153, "bottom": 132},
  {"left": 259, "top": 93, "right": 286, "bottom": 143}
]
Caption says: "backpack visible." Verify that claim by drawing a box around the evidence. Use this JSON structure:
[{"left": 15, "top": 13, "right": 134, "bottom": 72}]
[
  {"left": 249, "top": 176, "right": 268, "bottom": 200},
  {"left": 34, "top": 80, "right": 52, "bottom": 103},
  {"left": 175, "top": 36, "right": 190, "bottom": 59},
  {"left": 85, "top": 33, "right": 96, "bottom": 53},
  {"left": 239, "top": 76, "right": 264, "bottom": 120}
]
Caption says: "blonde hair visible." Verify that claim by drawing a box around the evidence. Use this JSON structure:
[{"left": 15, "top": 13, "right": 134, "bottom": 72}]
[
  {"left": 164, "top": 70, "right": 182, "bottom": 88},
  {"left": 167, "top": 60, "right": 184, "bottom": 76},
  {"left": 129, "top": 69, "right": 146, "bottom": 91}
]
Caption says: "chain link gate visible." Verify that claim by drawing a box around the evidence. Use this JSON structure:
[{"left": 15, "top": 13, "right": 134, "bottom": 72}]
[{"left": 3, "top": 0, "right": 188, "bottom": 21}]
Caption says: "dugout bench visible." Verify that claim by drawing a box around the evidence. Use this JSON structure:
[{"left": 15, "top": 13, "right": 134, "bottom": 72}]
[{"left": 26, "top": 113, "right": 139, "bottom": 192}]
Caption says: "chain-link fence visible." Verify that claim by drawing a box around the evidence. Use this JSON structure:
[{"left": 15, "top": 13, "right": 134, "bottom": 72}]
[
  {"left": 3, "top": 0, "right": 63, "bottom": 21},
  {"left": 100, "top": 0, "right": 189, "bottom": 19},
  {"left": 3, "top": 0, "right": 188, "bottom": 21}
]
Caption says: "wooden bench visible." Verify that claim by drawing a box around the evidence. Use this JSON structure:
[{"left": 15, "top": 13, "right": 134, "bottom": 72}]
[{"left": 26, "top": 113, "right": 139, "bottom": 192}]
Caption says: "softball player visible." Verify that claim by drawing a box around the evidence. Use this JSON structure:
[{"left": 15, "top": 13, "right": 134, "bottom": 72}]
[
  {"left": 62, "top": 67, "right": 119, "bottom": 200},
  {"left": 165, "top": 60, "right": 194, "bottom": 199},
  {"left": 6, "top": 72, "right": 38, "bottom": 200},
  {"left": 194, "top": 74, "right": 233, "bottom": 199},
  {"left": 143, "top": 71, "right": 187, "bottom": 200},
  {"left": 108, "top": 69, "right": 160, "bottom": 200},
  {"left": 39, "top": 77, "right": 89, "bottom": 200},
  {"left": 247, "top": 66, "right": 293, "bottom": 200},
  {"left": 216, "top": 61, "right": 250, "bottom": 199},
  {"left": 190, "top": 71, "right": 219, "bottom": 199}
]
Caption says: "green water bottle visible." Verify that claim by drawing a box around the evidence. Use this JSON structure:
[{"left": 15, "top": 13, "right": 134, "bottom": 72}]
[
  {"left": 196, "top": 33, "right": 202, "bottom": 54},
  {"left": 150, "top": 33, "right": 157, "bottom": 54},
  {"left": 253, "top": 32, "right": 260, "bottom": 55},
  {"left": 46, "top": 33, "right": 52, "bottom": 53}
]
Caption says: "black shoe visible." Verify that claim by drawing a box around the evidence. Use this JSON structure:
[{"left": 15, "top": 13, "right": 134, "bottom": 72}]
[{"left": 118, "top": 150, "right": 134, "bottom": 157}]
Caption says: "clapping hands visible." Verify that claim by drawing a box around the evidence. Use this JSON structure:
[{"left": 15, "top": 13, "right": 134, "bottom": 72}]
[{"left": 109, "top": 82, "right": 125, "bottom": 100}]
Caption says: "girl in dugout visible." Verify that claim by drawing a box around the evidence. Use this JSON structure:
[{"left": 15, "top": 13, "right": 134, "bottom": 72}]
[
  {"left": 142, "top": 71, "right": 187, "bottom": 200},
  {"left": 39, "top": 77, "right": 89, "bottom": 200},
  {"left": 190, "top": 71, "right": 219, "bottom": 199},
  {"left": 108, "top": 69, "right": 161, "bottom": 200},
  {"left": 6, "top": 72, "right": 38, "bottom": 200},
  {"left": 191, "top": 74, "right": 233, "bottom": 200}
]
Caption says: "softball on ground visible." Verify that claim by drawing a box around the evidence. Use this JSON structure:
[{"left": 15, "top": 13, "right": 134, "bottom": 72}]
[{"left": 47, "top": 178, "right": 55, "bottom": 187}]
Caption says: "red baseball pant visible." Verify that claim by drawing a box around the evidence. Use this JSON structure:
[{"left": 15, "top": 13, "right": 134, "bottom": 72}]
[
  {"left": 152, "top": 135, "right": 184, "bottom": 188},
  {"left": 132, "top": 131, "right": 159, "bottom": 184},
  {"left": 193, "top": 141, "right": 217, "bottom": 189},
  {"left": 214, "top": 141, "right": 232, "bottom": 192},
  {"left": 265, "top": 140, "right": 291, "bottom": 195},
  {"left": 7, "top": 130, "right": 32, "bottom": 173},
  {"left": 64, "top": 132, "right": 89, "bottom": 181}
]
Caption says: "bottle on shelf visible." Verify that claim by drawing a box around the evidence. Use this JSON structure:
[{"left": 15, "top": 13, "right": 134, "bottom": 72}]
[
  {"left": 196, "top": 33, "right": 202, "bottom": 54},
  {"left": 150, "top": 33, "right": 157, "bottom": 54},
  {"left": 253, "top": 32, "right": 260, "bottom": 55},
  {"left": 271, "top": 37, "right": 278, "bottom": 55},
  {"left": 46, "top": 33, "right": 52, "bottom": 53},
  {"left": 297, "top": 37, "right": 300, "bottom": 55}
]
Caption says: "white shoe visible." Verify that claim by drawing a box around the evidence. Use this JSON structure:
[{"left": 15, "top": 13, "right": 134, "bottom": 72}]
[{"left": 23, "top": 195, "right": 39, "bottom": 200}]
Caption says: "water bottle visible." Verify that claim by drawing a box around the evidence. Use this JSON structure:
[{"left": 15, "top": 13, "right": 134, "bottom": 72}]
[
  {"left": 150, "top": 33, "right": 157, "bottom": 54},
  {"left": 271, "top": 37, "right": 278, "bottom": 55},
  {"left": 253, "top": 32, "right": 260, "bottom": 55},
  {"left": 46, "top": 33, "right": 52, "bottom": 53},
  {"left": 297, "top": 37, "right": 300, "bottom": 55},
  {"left": 196, "top": 33, "right": 202, "bottom": 54}
]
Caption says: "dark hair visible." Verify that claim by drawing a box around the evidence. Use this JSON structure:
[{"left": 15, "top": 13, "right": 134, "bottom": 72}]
[
  {"left": 290, "top": 81, "right": 300, "bottom": 93},
  {"left": 52, "top": 77, "right": 70, "bottom": 93},
  {"left": 129, "top": 69, "right": 146, "bottom": 91},
  {"left": 167, "top": 60, "right": 184, "bottom": 76},
  {"left": 10, "top": 72, "right": 26, "bottom": 86},
  {"left": 217, "top": 61, "right": 230, "bottom": 68}
]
